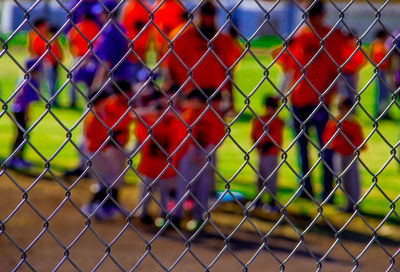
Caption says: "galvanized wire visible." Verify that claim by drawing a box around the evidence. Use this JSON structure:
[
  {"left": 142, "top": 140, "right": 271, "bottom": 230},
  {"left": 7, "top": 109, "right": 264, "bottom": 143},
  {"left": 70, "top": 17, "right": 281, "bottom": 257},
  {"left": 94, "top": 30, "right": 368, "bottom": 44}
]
[{"left": 0, "top": 0, "right": 400, "bottom": 271}]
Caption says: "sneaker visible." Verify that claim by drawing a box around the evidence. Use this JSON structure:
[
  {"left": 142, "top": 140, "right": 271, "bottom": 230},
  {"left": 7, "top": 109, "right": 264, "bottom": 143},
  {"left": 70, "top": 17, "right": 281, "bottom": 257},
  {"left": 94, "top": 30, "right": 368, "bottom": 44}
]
[
  {"left": 260, "top": 203, "right": 280, "bottom": 214},
  {"left": 81, "top": 202, "right": 101, "bottom": 217},
  {"left": 170, "top": 217, "right": 181, "bottom": 229},
  {"left": 186, "top": 219, "right": 204, "bottom": 232},
  {"left": 140, "top": 214, "right": 153, "bottom": 225},
  {"left": 380, "top": 113, "right": 394, "bottom": 121},
  {"left": 96, "top": 205, "right": 120, "bottom": 221},
  {"left": 245, "top": 200, "right": 263, "bottom": 212},
  {"left": 167, "top": 199, "right": 176, "bottom": 213},
  {"left": 155, "top": 216, "right": 181, "bottom": 229},
  {"left": 8, "top": 157, "right": 32, "bottom": 170},
  {"left": 183, "top": 198, "right": 195, "bottom": 211},
  {"left": 64, "top": 167, "right": 89, "bottom": 178},
  {"left": 154, "top": 217, "right": 167, "bottom": 228},
  {"left": 339, "top": 206, "right": 356, "bottom": 214}
]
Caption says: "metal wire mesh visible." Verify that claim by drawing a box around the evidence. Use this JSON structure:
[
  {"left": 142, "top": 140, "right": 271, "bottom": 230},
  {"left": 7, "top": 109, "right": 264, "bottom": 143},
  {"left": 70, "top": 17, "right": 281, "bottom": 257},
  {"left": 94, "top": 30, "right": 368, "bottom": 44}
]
[{"left": 0, "top": 0, "right": 400, "bottom": 271}]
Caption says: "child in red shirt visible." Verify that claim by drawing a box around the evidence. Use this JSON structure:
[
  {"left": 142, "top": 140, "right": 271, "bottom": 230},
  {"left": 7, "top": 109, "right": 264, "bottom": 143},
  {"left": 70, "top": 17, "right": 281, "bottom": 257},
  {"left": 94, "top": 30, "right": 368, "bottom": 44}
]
[
  {"left": 120, "top": 0, "right": 152, "bottom": 83},
  {"left": 82, "top": 81, "right": 133, "bottom": 220},
  {"left": 340, "top": 31, "right": 366, "bottom": 104},
  {"left": 323, "top": 98, "right": 366, "bottom": 212},
  {"left": 174, "top": 89, "right": 226, "bottom": 231},
  {"left": 250, "top": 97, "right": 284, "bottom": 212},
  {"left": 27, "top": 19, "right": 64, "bottom": 106},
  {"left": 67, "top": 13, "right": 99, "bottom": 59},
  {"left": 135, "top": 96, "right": 186, "bottom": 226},
  {"left": 370, "top": 30, "right": 392, "bottom": 118},
  {"left": 153, "top": 0, "right": 187, "bottom": 60},
  {"left": 164, "top": 2, "right": 242, "bottom": 101},
  {"left": 67, "top": 12, "right": 100, "bottom": 107},
  {"left": 9, "top": 59, "right": 42, "bottom": 169},
  {"left": 47, "top": 25, "right": 65, "bottom": 107},
  {"left": 274, "top": 1, "right": 363, "bottom": 201}
]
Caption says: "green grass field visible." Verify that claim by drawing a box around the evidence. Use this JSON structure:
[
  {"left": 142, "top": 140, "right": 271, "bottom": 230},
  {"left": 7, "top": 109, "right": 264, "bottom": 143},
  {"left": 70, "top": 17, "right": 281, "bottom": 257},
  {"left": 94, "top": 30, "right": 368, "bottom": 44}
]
[{"left": 0, "top": 35, "right": 399, "bottom": 223}]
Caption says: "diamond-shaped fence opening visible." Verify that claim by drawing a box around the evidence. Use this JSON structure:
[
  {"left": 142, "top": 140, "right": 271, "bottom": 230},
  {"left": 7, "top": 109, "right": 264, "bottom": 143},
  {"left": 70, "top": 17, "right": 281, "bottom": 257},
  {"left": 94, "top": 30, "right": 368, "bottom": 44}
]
[{"left": 0, "top": 0, "right": 400, "bottom": 271}]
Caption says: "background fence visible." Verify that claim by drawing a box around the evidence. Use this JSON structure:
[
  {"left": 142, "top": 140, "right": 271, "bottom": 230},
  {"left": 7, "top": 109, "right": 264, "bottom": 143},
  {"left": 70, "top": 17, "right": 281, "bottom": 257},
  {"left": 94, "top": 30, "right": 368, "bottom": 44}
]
[
  {"left": 0, "top": 0, "right": 400, "bottom": 271},
  {"left": 2, "top": 0, "right": 400, "bottom": 41}
]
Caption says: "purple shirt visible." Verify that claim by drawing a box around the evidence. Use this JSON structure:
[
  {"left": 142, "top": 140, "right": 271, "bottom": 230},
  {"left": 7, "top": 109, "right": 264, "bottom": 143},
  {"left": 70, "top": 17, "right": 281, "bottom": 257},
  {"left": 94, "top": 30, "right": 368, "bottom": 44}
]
[
  {"left": 95, "top": 21, "right": 130, "bottom": 79},
  {"left": 65, "top": 0, "right": 99, "bottom": 33},
  {"left": 13, "top": 77, "right": 41, "bottom": 113}
]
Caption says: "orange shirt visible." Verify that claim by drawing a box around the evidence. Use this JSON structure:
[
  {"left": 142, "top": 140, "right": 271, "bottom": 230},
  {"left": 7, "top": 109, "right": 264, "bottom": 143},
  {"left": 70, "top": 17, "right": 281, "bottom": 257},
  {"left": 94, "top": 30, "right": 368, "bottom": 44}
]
[
  {"left": 251, "top": 114, "right": 284, "bottom": 155},
  {"left": 27, "top": 25, "right": 47, "bottom": 56},
  {"left": 179, "top": 106, "right": 226, "bottom": 150},
  {"left": 104, "top": 94, "right": 133, "bottom": 147},
  {"left": 153, "top": 0, "right": 186, "bottom": 56},
  {"left": 323, "top": 116, "right": 365, "bottom": 156},
  {"left": 84, "top": 94, "right": 132, "bottom": 152},
  {"left": 68, "top": 18, "right": 100, "bottom": 57},
  {"left": 370, "top": 39, "right": 390, "bottom": 71},
  {"left": 276, "top": 25, "right": 359, "bottom": 107},
  {"left": 84, "top": 103, "right": 109, "bottom": 153},
  {"left": 28, "top": 29, "right": 64, "bottom": 65},
  {"left": 166, "top": 25, "right": 242, "bottom": 92},
  {"left": 120, "top": 0, "right": 152, "bottom": 62},
  {"left": 136, "top": 112, "right": 186, "bottom": 179}
]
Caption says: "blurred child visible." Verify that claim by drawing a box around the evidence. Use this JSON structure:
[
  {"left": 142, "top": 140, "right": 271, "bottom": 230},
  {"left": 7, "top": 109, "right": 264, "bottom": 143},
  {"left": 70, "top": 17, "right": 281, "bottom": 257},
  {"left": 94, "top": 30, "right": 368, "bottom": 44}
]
[
  {"left": 46, "top": 25, "right": 65, "bottom": 106},
  {"left": 135, "top": 95, "right": 186, "bottom": 226},
  {"left": 274, "top": 1, "right": 363, "bottom": 200},
  {"left": 120, "top": 0, "right": 152, "bottom": 82},
  {"left": 9, "top": 59, "right": 42, "bottom": 169},
  {"left": 250, "top": 96, "right": 284, "bottom": 212},
  {"left": 27, "top": 19, "right": 64, "bottom": 106},
  {"left": 27, "top": 18, "right": 49, "bottom": 57},
  {"left": 67, "top": 12, "right": 100, "bottom": 107},
  {"left": 153, "top": 0, "right": 187, "bottom": 60},
  {"left": 174, "top": 89, "right": 226, "bottom": 231},
  {"left": 67, "top": 0, "right": 98, "bottom": 31},
  {"left": 370, "top": 30, "right": 392, "bottom": 118},
  {"left": 340, "top": 30, "right": 366, "bottom": 104},
  {"left": 323, "top": 98, "right": 366, "bottom": 212},
  {"left": 82, "top": 81, "right": 133, "bottom": 220},
  {"left": 90, "top": 0, "right": 133, "bottom": 91}
]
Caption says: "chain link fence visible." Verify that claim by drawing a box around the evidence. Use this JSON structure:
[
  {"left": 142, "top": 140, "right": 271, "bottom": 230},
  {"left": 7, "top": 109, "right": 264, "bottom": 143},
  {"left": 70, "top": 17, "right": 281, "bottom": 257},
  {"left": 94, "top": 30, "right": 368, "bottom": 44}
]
[{"left": 0, "top": 0, "right": 400, "bottom": 271}]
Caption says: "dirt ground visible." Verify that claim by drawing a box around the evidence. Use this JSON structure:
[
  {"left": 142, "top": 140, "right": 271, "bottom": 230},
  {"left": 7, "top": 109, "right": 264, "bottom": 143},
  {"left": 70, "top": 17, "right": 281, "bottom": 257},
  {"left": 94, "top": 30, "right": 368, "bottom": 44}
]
[{"left": 0, "top": 170, "right": 399, "bottom": 272}]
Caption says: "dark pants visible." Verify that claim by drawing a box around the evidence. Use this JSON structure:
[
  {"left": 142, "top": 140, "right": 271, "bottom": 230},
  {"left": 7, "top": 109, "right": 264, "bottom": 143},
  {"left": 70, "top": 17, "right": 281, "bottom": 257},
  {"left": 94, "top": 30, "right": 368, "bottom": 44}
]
[
  {"left": 90, "top": 187, "right": 119, "bottom": 208},
  {"left": 13, "top": 110, "right": 27, "bottom": 158},
  {"left": 292, "top": 105, "right": 333, "bottom": 200},
  {"left": 48, "top": 64, "right": 59, "bottom": 105},
  {"left": 377, "top": 70, "right": 390, "bottom": 116},
  {"left": 341, "top": 73, "right": 357, "bottom": 104}
]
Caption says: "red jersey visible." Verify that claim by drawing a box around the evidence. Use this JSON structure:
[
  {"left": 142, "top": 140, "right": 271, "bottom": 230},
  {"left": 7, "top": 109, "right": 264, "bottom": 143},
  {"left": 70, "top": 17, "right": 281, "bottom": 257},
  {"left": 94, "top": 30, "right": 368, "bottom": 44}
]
[
  {"left": 153, "top": 0, "right": 187, "bottom": 56},
  {"left": 166, "top": 25, "right": 242, "bottom": 92},
  {"left": 179, "top": 106, "right": 226, "bottom": 151},
  {"left": 68, "top": 18, "right": 100, "bottom": 57},
  {"left": 251, "top": 114, "right": 284, "bottom": 155},
  {"left": 84, "top": 94, "right": 132, "bottom": 153},
  {"left": 323, "top": 116, "right": 365, "bottom": 156},
  {"left": 28, "top": 29, "right": 64, "bottom": 65},
  {"left": 276, "top": 25, "right": 361, "bottom": 107},
  {"left": 342, "top": 36, "right": 366, "bottom": 74},
  {"left": 136, "top": 112, "right": 186, "bottom": 179},
  {"left": 370, "top": 39, "right": 391, "bottom": 71},
  {"left": 120, "top": 0, "right": 152, "bottom": 63},
  {"left": 27, "top": 25, "right": 47, "bottom": 56}
]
